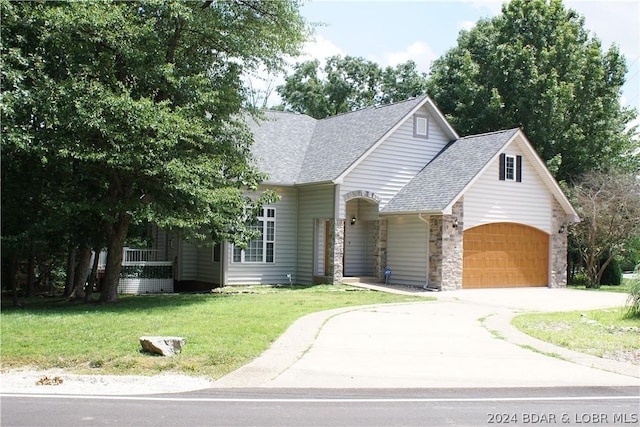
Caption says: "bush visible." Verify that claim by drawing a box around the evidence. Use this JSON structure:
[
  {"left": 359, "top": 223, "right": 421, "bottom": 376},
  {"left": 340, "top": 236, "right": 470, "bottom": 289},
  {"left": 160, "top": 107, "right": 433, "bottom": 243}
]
[
  {"left": 569, "top": 273, "right": 590, "bottom": 287},
  {"left": 626, "top": 268, "right": 640, "bottom": 318},
  {"left": 599, "top": 258, "right": 622, "bottom": 286}
]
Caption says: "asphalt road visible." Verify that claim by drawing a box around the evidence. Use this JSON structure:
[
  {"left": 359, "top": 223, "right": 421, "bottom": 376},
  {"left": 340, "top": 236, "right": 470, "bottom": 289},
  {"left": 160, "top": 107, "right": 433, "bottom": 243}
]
[{"left": 2, "top": 387, "right": 639, "bottom": 427}]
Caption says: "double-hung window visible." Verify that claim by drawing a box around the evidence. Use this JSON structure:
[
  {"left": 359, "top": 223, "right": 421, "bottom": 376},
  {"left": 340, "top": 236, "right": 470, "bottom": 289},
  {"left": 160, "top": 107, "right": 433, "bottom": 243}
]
[{"left": 233, "top": 208, "right": 276, "bottom": 263}]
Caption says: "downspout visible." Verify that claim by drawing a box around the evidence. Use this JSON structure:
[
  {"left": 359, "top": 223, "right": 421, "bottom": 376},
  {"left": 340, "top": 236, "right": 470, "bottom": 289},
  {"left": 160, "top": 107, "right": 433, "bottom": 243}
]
[{"left": 418, "top": 213, "right": 438, "bottom": 291}]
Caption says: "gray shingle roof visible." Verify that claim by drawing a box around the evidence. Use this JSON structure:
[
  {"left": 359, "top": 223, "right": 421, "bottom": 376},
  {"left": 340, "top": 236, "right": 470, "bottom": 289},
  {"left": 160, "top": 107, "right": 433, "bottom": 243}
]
[
  {"left": 297, "top": 96, "right": 428, "bottom": 183},
  {"left": 248, "top": 111, "right": 316, "bottom": 185},
  {"left": 381, "top": 128, "right": 520, "bottom": 213},
  {"left": 249, "top": 96, "right": 431, "bottom": 185}
]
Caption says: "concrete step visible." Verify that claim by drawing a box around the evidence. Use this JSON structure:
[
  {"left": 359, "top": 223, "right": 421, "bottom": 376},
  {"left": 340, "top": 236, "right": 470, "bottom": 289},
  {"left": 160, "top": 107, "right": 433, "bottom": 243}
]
[{"left": 341, "top": 276, "right": 380, "bottom": 285}]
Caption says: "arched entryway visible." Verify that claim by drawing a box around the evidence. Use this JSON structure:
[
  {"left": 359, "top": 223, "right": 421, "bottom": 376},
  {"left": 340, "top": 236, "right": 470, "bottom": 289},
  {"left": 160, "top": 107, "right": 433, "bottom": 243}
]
[
  {"left": 463, "top": 222, "right": 549, "bottom": 288},
  {"left": 344, "top": 197, "right": 380, "bottom": 277}
]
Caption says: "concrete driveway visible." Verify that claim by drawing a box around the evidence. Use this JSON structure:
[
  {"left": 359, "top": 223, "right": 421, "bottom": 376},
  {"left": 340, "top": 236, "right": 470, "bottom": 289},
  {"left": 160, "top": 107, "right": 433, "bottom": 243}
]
[{"left": 215, "top": 288, "right": 639, "bottom": 388}]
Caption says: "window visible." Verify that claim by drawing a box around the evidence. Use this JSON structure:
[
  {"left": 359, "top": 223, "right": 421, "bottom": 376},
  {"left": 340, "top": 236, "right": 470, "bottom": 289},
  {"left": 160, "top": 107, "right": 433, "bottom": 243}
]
[
  {"left": 413, "top": 114, "right": 429, "bottom": 139},
  {"left": 232, "top": 208, "right": 276, "bottom": 263},
  {"left": 499, "top": 153, "right": 522, "bottom": 182}
]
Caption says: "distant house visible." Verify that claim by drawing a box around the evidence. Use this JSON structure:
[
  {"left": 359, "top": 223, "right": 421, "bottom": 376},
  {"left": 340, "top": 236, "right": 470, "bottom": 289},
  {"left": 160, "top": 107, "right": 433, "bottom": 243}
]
[{"left": 153, "top": 95, "right": 578, "bottom": 292}]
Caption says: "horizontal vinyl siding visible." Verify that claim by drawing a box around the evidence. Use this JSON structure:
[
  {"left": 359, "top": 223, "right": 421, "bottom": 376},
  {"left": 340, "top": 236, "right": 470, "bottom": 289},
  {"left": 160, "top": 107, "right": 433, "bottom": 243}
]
[
  {"left": 340, "top": 105, "right": 451, "bottom": 218},
  {"left": 386, "top": 215, "right": 429, "bottom": 286},
  {"left": 296, "top": 184, "right": 335, "bottom": 284},
  {"left": 464, "top": 142, "right": 552, "bottom": 233},
  {"left": 226, "top": 186, "right": 298, "bottom": 285},
  {"left": 196, "top": 247, "right": 220, "bottom": 285},
  {"left": 179, "top": 241, "right": 198, "bottom": 281}
]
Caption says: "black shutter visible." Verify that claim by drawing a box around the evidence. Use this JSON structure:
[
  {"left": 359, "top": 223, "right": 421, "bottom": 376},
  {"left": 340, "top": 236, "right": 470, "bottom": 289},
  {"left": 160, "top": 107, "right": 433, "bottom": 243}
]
[
  {"left": 516, "top": 155, "right": 522, "bottom": 182},
  {"left": 499, "top": 153, "right": 506, "bottom": 180}
]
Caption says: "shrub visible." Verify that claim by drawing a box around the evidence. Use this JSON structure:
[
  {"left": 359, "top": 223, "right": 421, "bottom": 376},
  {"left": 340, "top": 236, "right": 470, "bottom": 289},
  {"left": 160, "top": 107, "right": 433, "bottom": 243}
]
[
  {"left": 599, "top": 257, "right": 622, "bottom": 286},
  {"left": 626, "top": 268, "right": 640, "bottom": 318},
  {"left": 570, "top": 273, "right": 590, "bottom": 287}
]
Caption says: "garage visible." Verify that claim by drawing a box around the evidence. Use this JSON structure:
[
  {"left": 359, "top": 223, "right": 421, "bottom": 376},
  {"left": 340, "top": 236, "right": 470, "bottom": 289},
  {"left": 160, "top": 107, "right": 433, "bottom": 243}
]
[{"left": 463, "top": 222, "right": 549, "bottom": 288}]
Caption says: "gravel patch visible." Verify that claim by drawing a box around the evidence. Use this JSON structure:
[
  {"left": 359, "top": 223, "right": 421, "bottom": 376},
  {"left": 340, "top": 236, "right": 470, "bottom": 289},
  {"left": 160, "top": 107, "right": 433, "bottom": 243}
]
[{"left": 1, "top": 368, "right": 214, "bottom": 395}]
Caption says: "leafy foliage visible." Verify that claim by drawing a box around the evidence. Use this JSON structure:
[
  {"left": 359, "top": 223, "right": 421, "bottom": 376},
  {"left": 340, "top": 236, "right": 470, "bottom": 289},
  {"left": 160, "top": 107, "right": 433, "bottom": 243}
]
[
  {"left": 277, "top": 55, "right": 428, "bottom": 118},
  {"left": 568, "top": 171, "right": 640, "bottom": 287},
  {"left": 427, "top": 0, "right": 638, "bottom": 183},
  {"left": 1, "top": 0, "right": 308, "bottom": 302}
]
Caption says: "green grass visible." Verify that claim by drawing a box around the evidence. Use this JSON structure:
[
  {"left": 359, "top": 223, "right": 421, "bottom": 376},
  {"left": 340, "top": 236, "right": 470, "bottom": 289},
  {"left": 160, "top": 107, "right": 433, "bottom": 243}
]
[
  {"left": 1, "top": 285, "right": 428, "bottom": 379},
  {"left": 567, "top": 278, "right": 633, "bottom": 294},
  {"left": 512, "top": 308, "right": 640, "bottom": 364}
]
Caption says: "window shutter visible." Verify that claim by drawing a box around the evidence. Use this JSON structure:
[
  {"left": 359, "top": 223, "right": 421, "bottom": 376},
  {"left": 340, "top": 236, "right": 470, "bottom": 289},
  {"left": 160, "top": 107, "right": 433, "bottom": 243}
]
[
  {"left": 499, "top": 153, "right": 506, "bottom": 180},
  {"left": 516, "top": 155, "right": 522, "bottom": 182}
]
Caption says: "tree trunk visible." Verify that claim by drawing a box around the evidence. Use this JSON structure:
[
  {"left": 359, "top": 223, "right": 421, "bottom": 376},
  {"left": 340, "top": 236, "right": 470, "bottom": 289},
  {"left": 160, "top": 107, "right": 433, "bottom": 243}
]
[
  {"left": 70, "top": 244, "right": 92, "bottom": 300},
  {"left": 26, "top": 254, "right": 36, "bottom": 298},
  {"left": 85, "top": 246, "right": 101, "bottom": 303},
  {"left": 9, "top": 255, "right": 19, "bottom": 307},
  {"left": 99, "top": 215, "right": 132, "bottom": 303},
  {"left": 64, "top": 244, "right": 76, "bottom": 297}
]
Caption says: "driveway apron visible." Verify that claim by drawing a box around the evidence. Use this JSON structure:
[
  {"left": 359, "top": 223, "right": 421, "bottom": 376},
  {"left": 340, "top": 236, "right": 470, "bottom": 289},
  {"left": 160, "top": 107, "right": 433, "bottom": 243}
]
[{"left": 215, "top": 288, "right": 640, "bottom": 388}]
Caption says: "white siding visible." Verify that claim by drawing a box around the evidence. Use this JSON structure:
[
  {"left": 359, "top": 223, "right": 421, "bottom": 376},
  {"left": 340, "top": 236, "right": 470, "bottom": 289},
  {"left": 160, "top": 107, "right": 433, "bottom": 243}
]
[
  {"left": 226, "top": 186, "right": 299, "bottom": 285},
  {"left": 464, "top": 139, "right": 552, "bottom": 233},
  {"left": 386, "top": 215, "right": 429, "bottom": 286},
  {"left": 296, "top": 184, "right": 335, "bottom": 284},
  {"left": 339, "top": 105, "right": 451, "bottom": 218},
  {"left": 344, "top": 200, "right": 377, "bottom": 276}
]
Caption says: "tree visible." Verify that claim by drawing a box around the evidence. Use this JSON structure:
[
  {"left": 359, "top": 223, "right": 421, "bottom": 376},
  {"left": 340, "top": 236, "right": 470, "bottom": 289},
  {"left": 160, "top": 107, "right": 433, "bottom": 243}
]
[
  {"left": 1, "top": 0, "right": 308, "bottom": 303},
  {"left": 568, "top": 171, "right": 640, "bottom": 287},
  {"left": 427, "top": 0, "right": 638, "bottom": 183},
  {"left": 277, "top": 55, "right": 428, "bottom": 119}
]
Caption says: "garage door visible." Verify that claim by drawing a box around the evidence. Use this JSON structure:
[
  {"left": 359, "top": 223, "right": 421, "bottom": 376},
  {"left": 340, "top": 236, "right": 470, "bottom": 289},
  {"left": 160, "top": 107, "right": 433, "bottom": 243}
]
[{"left": 463, "top": 223, "right": 549, "bottom": 288}]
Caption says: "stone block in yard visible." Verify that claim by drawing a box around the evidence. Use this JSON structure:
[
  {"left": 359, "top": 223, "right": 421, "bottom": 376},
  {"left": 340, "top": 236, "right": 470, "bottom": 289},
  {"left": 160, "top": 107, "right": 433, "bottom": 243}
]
[{"left": 139, "top": 336, "right": 186, "bottom": 356}]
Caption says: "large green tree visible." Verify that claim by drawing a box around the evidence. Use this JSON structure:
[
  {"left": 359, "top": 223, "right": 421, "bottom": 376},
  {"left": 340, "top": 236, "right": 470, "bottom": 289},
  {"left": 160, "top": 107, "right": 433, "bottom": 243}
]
[
  {"left": 427, "top": 0, "right": 638, "bottom": 183},
  {"left": 277, "top": 55, "right": 428, "bottom": 119},
  {"left": 1, "top": 0, "right": 308, "bottom": 302}
]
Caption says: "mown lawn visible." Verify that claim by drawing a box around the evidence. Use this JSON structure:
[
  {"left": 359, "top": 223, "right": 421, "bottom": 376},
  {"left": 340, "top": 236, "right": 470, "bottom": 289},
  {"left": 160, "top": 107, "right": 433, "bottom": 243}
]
[
  {"left": 1, "top": 285, "right": 427, "bottom": 379},
  {"left": 513, "top": 307, "right": 640, "bottom": 365}
]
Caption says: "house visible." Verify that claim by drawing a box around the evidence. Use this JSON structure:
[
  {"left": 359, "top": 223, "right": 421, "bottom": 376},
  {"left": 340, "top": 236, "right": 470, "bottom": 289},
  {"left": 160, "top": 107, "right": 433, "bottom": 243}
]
[{"left": 155, "top": 95, "right": 578, "bottom": 292}]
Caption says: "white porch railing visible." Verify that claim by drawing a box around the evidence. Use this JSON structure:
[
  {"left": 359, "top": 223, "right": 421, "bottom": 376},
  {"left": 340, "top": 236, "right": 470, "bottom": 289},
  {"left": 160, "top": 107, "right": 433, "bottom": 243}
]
[{"left": 122, "top": 247, "right": 167, "bottom": 265}]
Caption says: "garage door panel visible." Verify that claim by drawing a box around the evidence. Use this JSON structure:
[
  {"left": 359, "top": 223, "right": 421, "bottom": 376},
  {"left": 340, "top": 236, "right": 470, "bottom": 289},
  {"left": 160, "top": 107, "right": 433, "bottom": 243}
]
[{"left": 463, "top": 223, "right": 549, "bottom": 288}]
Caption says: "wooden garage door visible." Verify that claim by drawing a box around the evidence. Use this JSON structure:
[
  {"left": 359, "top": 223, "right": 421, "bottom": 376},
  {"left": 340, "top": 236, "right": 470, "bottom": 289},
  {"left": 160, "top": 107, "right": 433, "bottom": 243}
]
[{"left": 463, "top": 223, "right": 549, "bottom": 288}]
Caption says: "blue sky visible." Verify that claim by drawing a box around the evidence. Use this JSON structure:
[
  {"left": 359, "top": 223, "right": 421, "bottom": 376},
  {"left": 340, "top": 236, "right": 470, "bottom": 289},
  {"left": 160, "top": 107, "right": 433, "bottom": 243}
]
[{"left": 281, "top": 0, "right": 640, "bottom": 116}]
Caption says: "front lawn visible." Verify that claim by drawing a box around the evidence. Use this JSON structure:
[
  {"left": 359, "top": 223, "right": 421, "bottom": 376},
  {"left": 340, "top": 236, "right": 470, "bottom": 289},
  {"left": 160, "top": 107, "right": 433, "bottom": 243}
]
[{"left": 1, "top": 285, "right": 427, "bottom": 379}]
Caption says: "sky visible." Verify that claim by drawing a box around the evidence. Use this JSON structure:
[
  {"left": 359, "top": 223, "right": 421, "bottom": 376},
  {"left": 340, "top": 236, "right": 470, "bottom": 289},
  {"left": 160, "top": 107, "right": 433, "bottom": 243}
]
[{"left": 260, "top": 0, "right": 640, "bottom": 118}]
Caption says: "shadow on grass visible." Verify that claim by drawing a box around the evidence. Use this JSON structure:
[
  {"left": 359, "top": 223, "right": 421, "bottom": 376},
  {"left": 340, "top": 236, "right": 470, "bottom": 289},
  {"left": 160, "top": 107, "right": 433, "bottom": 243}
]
[
  {"left": 0, "top": 284, "right": 360, "bottom": 315},
  {"left": 0, "top": 292, "right": 237, "bottom": 315}
]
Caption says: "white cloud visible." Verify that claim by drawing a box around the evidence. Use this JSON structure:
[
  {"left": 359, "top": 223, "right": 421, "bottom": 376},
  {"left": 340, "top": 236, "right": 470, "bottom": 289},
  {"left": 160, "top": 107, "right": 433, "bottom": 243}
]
[
  {"left": 370, "top": 40, "right": 438, "bottom": 73},
  {"left": 457, "top": 20, "right": 476, "bottom": 31},
  {"left": 300, "top": 34, "right": 345, "bottom": 67}
]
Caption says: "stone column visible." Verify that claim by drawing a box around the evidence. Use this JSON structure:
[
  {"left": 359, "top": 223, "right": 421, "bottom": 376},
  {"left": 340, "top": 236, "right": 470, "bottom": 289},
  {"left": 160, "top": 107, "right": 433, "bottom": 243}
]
[
  {"left": 428, "top": 216, "right": 443, "bottom": 289},
  {"left": 429, "top": 200, "right": 464, "bottom": 291},
  {"left": 329, "top": 219, "right": 345, "bottom": 284},
  {"left": 372, "top": 219, "right": 387, "bottom": 281},
  {"left": 549, "top": 200, "right": 568, "bottom": 288}
]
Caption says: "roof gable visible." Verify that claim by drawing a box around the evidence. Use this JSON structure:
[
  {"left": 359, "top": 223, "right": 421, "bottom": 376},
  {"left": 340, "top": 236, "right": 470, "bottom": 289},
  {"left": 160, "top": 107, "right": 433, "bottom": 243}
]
[
  {"left": 381, "top": 128, "right": 578, "bottom": 220},
  {"left": 381, "top": 129, "right": 520, "bottom": 214},
  {"left": 297, "top": 96, "right": 431, "bottom": 184},
  {"left": 249, "top": 96, "right": 459, "bottom": 186}
]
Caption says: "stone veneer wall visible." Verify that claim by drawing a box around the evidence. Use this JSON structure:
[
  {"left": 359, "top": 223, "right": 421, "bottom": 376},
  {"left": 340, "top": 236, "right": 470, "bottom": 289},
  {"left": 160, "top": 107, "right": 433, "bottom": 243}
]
[
  {"left": 549, "top": 199, "right": 569, "bottom": 288},
  {"left": 429, "top": 200, "right": 464, "bottom": 290},
  {"left": 372, "top": 219, "right": 387, "bottom": 281},
  {"left": 330, "top": 219, "right": 345, "bottom": 284}
]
